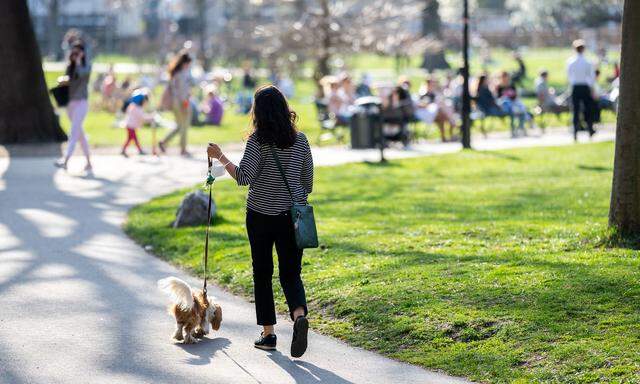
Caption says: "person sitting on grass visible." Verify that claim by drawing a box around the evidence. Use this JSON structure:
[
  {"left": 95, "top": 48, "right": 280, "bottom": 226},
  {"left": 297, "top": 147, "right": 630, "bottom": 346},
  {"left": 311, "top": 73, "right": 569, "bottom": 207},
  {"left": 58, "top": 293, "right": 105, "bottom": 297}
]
[
  {"left": 201, "top": 84, "right": 224, "bottom": 126},
  {"left": 121, "top": 89, "right": 151, "bottom": 157}
]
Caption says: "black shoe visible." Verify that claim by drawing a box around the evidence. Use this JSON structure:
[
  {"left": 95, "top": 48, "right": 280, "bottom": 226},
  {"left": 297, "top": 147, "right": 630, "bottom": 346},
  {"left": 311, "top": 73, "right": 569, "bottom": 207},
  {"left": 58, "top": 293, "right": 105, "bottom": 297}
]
[
  {"left": 291, "top": 316, "right": 309, "bottom": 358},
  {"left": 254, "top": 332, "right": 277, "bottom": 351}
]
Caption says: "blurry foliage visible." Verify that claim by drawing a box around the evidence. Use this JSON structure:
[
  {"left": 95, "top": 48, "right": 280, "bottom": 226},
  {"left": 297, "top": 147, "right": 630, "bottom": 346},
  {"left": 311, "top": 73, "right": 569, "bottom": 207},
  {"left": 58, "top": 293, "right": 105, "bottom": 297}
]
[{"left": 506, "top": 0, "right": 623, "bottom": 31}]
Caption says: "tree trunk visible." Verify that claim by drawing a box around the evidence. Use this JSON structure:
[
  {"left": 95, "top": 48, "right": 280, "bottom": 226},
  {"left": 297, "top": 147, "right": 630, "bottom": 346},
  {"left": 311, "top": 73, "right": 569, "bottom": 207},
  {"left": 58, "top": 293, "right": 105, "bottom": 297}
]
[
  {"left": 422, "top": 0, "right": 442, "bottom": 38},
  {"left": 47, "top": 0, "right": 61, "bottom": 59},
  {"left": 0, "top": 1, "right": 66, "bottom": 144},
  {"left": 315, "top": 0, "right": 331, "bottom": 80},
  {"left": 196, "top": 0, "right": 210, "bottom": 70},
  {"left": 609, "top": 0, "right": 640, "bottom": 235}
]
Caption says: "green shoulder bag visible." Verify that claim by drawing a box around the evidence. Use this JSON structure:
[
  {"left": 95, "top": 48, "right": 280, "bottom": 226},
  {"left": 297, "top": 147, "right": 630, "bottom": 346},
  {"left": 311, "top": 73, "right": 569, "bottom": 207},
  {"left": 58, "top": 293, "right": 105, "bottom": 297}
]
[{"left": 270, "top": 146, "right": 319, "bottom": 249}]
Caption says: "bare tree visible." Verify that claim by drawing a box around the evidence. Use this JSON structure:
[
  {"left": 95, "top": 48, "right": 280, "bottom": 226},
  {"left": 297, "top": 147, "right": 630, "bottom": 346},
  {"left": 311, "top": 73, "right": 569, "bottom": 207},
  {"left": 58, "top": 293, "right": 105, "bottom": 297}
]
[
  {"left": 609, "top": 0, "right": 640, "bottom": 237},
  {"left": 0, "top": 0, "right": 66, "bottom": 143},
  {"left": 251, "top": 0, "right": 424, "bottom": 78}
]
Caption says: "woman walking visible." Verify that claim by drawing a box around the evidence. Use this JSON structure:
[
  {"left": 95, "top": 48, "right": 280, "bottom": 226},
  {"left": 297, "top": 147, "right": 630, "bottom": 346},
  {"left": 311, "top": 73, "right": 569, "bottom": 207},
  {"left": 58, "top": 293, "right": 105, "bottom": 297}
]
[
  {"left": 207, "top": 85, "right": 313, "bottom": 358},
  {"left": 55, "top": 42, "right": 92, "bottom": 171},
  {"left": 159, "top": 50, "right": 192, "bottom": 156}
]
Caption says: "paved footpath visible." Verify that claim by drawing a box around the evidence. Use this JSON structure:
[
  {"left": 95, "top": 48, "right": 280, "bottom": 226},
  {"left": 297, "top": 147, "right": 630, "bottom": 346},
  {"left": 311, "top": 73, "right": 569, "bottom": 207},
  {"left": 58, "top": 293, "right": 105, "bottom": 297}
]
[{"left": 0, "top": 127, "right": 613, "bottom": 384}]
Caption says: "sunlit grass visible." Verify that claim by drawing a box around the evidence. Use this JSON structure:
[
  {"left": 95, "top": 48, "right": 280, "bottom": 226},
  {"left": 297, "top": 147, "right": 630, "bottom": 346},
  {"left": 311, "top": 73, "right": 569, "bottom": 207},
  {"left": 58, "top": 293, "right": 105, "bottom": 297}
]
[{"left": 126, "top": 142, "right": 639, "bottom": 383}]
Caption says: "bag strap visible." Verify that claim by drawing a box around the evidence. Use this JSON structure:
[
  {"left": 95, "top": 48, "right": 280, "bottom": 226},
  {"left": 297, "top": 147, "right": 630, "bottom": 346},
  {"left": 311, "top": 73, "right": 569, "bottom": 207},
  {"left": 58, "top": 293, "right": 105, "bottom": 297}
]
[{"left": 269, "top": 145, "right": 294, "bottom": 203}]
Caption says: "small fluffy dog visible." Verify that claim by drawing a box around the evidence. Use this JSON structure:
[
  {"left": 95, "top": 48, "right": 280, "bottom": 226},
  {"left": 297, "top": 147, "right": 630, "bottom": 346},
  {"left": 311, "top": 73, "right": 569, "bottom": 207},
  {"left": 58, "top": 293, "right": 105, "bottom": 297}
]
[{"left": 157, "top": 277, "right": 222, "bottom": 344}]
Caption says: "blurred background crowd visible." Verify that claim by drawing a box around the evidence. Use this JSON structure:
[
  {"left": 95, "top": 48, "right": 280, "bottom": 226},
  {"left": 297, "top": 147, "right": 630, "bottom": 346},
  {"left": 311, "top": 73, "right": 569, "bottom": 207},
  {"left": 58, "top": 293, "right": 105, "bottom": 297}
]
[{"left": 29, "top": 0, "right": 623, "bottom": 155}]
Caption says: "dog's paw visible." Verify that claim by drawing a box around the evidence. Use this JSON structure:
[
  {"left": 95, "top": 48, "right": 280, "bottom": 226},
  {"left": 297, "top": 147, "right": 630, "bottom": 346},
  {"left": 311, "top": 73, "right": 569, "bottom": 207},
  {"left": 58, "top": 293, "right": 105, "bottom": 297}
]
[
  {"left": 183, "top": 336, "right": 196, "bottom": 344},
  {"left": 193, "top": 328, "right": 205, "bottom": 339}
]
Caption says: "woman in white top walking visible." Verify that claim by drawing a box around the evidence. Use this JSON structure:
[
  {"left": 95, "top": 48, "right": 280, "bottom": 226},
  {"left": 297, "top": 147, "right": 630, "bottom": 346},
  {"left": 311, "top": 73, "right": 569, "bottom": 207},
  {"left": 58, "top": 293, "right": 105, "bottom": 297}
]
[{"left": 159, "top": 50, "right": 192, "bottom": 156}]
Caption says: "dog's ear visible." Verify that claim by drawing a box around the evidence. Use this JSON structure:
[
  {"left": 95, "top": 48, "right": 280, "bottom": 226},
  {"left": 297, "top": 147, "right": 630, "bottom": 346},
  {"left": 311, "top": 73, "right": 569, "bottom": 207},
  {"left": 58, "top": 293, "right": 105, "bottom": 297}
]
[{"left": 211, "top": 304, "right": 222, "bottom": 331}]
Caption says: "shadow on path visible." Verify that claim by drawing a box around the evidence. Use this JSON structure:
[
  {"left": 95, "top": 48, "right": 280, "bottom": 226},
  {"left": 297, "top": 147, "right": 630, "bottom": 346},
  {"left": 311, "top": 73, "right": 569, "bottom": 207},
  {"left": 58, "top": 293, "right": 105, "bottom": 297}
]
[
  {"left": 0, "top": 148, "right": 193, "bottom": 382},
  {"left": 268, "top": 351, "right": 355, "bottom": 384}
]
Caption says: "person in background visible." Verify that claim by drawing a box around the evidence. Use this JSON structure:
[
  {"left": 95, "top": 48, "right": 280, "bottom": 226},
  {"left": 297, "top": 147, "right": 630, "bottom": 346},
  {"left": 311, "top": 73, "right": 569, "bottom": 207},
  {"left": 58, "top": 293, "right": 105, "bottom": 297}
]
[
  {"left": 92, "top": 72, "right": 105, "bottom": 94},
  {"left": 327, "top": 79, "right": 352, "bottom": 125},
  {"left": 159, "top": 50, "right": 193, "bottom": 156},
  {"left": 510, "top": 52, "right": 527, "bottom": 86},
  {"left": 355, "top": 73, "right": 372, "bottom": 97},
  {"left": 608, "top": 61, "right": 620, "bottom": 83},
  {"left": 496, "top": 71, "right": 527, "bottom": 137},
  {"left": 201, "top": 84, "right": 224, "bottom": 126},
  {"left": 337, "top": 73, "right": 356, "bottom": 105},
  {"left": 535, "top": 70, "right": 566, "bottom": 113},
  {"left": 190, "top": 96, "right": 202, "bottom": 127},
  {"left": 55, "top": 41, "right": 93, "bottom": 172},
  {"left": 592, "top": 69, "right": 614, "bottom": 123},
  {"left": 237, "top": 66, "right": 257, "bottom": 114},
  {"left": 446, "top": 68, "right": 464, "bottom": 113},
  {"left": 356, "top": 73, "right": 373, "bottom": 97},
  {"left": 475, "top": 74, "right": 507, "bottom": 118},
  {"left": 381, "top": 85, "right": 414, "bottom": 147},
  {"left": 275, "top": 73, "right": 295, "bottom": 99},
  {"left": 416, "top": 77, "right": 457, "bottom": 142},
  {"left": 567, "top": 39, "right": 596, "bottom": 140},
  {"left": 101, "top": 64, "right": 117, "bottom": 111},
  {"left": 121, "top": 90, "right": 151, "bottom": 157}
]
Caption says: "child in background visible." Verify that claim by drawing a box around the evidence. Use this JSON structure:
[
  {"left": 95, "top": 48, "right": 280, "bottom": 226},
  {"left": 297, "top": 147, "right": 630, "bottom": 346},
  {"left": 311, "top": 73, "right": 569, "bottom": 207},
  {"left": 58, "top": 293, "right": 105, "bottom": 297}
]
[{"left": 121, "top": 89, "right": 151, "bottom": 157}]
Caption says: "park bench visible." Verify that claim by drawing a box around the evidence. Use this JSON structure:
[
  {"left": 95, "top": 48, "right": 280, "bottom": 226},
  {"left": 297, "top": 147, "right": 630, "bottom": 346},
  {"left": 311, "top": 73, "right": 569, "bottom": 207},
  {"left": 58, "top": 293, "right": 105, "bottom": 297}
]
[{"left": 532, "top": 105, "right": 571, "bottom": 132}]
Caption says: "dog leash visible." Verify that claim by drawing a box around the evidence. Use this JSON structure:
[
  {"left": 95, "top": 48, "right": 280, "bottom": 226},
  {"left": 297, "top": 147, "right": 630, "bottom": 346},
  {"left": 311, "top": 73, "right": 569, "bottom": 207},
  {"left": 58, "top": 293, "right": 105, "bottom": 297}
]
[{"left": 203, "top": 156, "right": 216, "bottom": 295}]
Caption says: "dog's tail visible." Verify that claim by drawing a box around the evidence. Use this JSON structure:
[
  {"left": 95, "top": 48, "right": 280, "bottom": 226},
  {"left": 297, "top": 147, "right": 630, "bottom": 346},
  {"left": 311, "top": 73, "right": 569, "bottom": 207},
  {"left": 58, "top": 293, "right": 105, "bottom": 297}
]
[{"left": 157, "top": 276, "right": 193, "bottom": 311}]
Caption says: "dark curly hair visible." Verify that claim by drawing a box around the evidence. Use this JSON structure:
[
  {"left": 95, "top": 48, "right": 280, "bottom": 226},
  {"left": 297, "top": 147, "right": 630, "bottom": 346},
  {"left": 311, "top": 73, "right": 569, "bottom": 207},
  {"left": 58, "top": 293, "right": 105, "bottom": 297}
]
[{"left": 250, "top": 85, "right": 298, "bottom": 148}]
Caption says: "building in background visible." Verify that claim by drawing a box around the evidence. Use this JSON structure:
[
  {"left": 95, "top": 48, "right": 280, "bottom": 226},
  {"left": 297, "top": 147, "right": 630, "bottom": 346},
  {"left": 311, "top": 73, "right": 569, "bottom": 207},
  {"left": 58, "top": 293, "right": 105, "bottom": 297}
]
[{"left": 28, "top": 0, "right": 146, "bottom": 58}]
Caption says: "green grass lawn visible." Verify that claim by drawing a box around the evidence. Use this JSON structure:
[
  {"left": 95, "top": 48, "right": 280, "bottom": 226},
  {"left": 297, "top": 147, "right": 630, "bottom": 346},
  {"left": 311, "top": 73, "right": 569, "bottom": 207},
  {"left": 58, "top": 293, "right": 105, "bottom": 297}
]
[{"left": 125, "top": 142, "right": 639, "bottom": 383}]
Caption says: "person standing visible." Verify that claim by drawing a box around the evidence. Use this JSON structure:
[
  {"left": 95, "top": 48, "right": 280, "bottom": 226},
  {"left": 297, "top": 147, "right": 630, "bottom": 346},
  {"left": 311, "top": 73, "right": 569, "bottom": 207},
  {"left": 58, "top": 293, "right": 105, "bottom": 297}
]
[
  {"left": 55, "top": 42, "right": 92, "bottom": 171},
  {"left": 159, "top": 51, "right": 192, "bottom": 156},
  {"left": 207, "top": 85, "right": 312, "bottom": 358},
  {"left": 567, "top": 39, "right": 596, "bottom": 140}
]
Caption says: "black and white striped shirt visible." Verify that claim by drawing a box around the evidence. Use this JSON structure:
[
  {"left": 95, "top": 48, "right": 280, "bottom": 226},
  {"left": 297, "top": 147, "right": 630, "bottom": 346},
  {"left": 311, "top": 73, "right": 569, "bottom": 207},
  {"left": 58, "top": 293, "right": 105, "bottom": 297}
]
[{"left": 236, "top": 132, "right": 314, "bottom": 215}]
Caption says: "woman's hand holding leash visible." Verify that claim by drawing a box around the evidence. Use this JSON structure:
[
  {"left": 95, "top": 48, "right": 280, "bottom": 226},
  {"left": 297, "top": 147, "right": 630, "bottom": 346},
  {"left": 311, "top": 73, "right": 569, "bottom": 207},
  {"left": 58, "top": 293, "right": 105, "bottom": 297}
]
[
  {"left": 208, "top": 143, "right": 238, "bottom": 180},
  {"left": 207, "top": 143, "right": 222, "bottom": 159}
]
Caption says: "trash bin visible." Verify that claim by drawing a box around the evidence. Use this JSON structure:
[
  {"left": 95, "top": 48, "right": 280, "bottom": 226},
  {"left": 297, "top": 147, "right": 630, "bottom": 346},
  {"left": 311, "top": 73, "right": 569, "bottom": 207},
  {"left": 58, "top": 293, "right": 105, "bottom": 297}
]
[{"left": 350, "top": 96, "right": 382, "bottom": 149}]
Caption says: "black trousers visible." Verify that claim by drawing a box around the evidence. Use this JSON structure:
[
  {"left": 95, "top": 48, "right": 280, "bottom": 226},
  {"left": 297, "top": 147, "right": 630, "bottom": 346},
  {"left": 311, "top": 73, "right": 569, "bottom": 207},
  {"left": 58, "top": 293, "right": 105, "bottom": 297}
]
[
  {"left": 571, "top": 85, "right": 595, "bottom": 136},
  {"left": 246, "top": 209, "right": 307, "bottom": 326}
]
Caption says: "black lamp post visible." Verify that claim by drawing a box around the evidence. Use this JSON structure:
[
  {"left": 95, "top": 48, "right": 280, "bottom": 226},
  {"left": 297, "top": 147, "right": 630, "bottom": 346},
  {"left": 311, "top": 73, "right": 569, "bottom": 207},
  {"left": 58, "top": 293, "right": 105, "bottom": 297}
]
[{"left": 461, "top": 0, "right": 472, "bottom": 149}]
